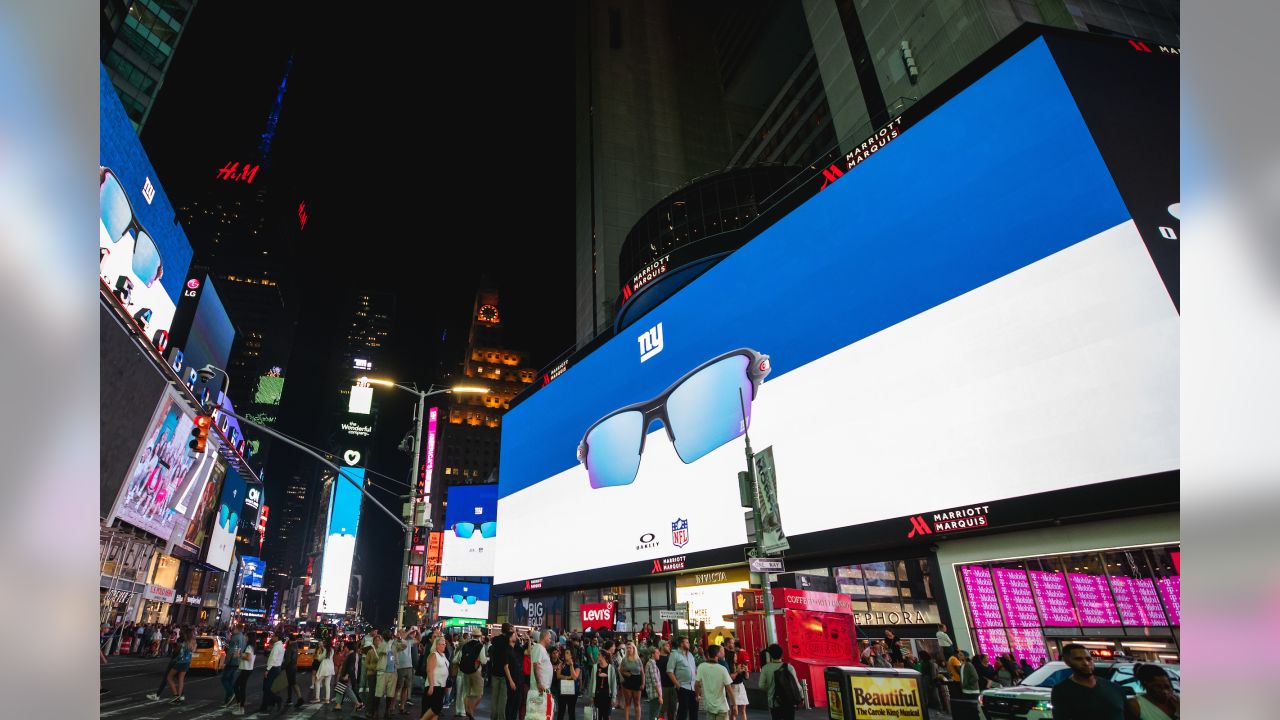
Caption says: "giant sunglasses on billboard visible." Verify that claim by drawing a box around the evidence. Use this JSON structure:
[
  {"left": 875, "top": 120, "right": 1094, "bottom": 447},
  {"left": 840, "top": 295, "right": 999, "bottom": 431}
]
[
  {"left": 100, "top": 166, "right": 173, "bottom": 348},
  {"left": 578, "top": 348, "right": 770, "bottom": 489}
]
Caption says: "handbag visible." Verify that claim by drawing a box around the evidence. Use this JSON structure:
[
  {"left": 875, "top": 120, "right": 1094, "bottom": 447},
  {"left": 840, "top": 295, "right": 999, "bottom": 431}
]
[
  {"left": 525, "top": 688, "right": 553, "bottom": 720},
  {"left": 335, "top": 681, "right": 348, "bottom": 699},
  {"left": 271, "top": 669, "right": 289, "bottom": 694}
]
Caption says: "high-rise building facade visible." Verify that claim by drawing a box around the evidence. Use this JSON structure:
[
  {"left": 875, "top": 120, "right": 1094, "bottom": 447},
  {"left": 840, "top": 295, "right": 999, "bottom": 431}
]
[
  {"left": 429, "top": 290, "right": 537, "bottom": 526},
  {"left": 101, "top": 0, "right": 198, "bottom": 132},
  {"left": 575, "top": 0, "right": 1179, "bottom": 347}
]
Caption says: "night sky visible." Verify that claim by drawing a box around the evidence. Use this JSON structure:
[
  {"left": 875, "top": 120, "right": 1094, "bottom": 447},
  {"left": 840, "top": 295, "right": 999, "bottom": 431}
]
[{"left": 141, "top": 2, "right": 573, "bottom": 625}]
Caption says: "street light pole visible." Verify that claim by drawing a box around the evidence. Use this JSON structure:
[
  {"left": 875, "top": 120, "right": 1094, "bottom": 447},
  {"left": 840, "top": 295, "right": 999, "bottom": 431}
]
[{"left": 358, "top": 378, "right": 488, "bottom": 630}]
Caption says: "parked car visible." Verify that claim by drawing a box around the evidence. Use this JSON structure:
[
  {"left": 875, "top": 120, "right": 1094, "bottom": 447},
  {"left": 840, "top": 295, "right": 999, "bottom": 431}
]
[
  {"left": 979, "top": 660, "right": 1180, "bottom": 719},
  {"left": 189, "top": 636, "right": 226, "bottom": 673}
]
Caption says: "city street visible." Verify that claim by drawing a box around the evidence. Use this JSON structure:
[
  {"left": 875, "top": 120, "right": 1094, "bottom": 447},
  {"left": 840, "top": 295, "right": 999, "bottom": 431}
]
[{"left": 102, "top": 659, "right": 958, "bottom": 720}]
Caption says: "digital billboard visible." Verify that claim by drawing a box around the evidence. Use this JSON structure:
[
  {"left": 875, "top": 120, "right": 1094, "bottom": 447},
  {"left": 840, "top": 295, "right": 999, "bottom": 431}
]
[
  {"left": 205, "top": 466, "right": 247, "bottom": 571},
  {"left": 99, "top": 65, "right": 193, "bottom": 344},
  {"left": 438, "top": 580, "right": 490, "bottom": 620},
  {"left": 181, "top": 457, "right": 225, "bottom": 550},
  {"left": 240, "top": 556, "right": 266, "bottom": 587},
  {"left": 110, "top": 390, "right": 216, "bottom": 542},
  {"left": 319, "top": 467, "right": 365, "bottom": 614},
  {"left": 494, "top": 38, "right": 1178, "bottom": 588},
  {"left": 440, "top": 484, "right": 497, "bottom": 577}
]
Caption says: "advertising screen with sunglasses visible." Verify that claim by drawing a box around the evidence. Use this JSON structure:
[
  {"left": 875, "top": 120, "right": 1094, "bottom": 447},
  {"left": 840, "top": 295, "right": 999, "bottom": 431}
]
[
  {"left": 438, "top": 580, "right": 491, "bottom": 620},
  {"left": 494, "top": 39, "right": 1178, "bottom": 588},
  {"left": 319, "top": 467, "right": 365, "bottom": 614},
  {"left": 100, "top": 66, "right": 193, "bottom": 340},
  {"left": 440, "top": 484, "right": 498, "bottom": 578}
]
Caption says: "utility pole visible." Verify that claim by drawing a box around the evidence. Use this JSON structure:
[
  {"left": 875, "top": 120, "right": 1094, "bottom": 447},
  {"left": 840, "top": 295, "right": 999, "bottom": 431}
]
[{"left": 739, "top": 389, "right": 777, "bottom": 647}]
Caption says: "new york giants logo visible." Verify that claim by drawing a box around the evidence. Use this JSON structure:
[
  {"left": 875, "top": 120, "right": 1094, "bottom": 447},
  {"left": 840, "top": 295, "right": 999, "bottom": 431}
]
[
  {"left": 639, "top": 322, "right": 664, "bottom": 362},
  {"left": 671, "top": 518, "right": 689, "bottom": 548}
]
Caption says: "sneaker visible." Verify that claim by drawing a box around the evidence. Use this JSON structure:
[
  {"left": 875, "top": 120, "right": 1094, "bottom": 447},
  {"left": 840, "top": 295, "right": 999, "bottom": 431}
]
[
  {"left": 145, "top": 693, "right": 159, "bottom": 701},
  {"left": 232, "top": 709, "right": 245, "bottom": 716},
  {"left": 223, "top": 696, "right": 237, "bottom": 708}
]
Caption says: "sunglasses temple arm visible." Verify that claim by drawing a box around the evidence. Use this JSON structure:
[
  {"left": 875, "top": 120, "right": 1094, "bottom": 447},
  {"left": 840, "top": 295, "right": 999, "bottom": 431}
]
[{"left": 738, "top": 386, "right": 753, "bottom": 456}]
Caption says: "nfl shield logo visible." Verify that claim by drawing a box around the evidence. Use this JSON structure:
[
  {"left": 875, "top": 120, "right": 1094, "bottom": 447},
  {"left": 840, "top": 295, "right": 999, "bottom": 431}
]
[{"left": 671, "top": 518, "right": 689, "bottom": 548}]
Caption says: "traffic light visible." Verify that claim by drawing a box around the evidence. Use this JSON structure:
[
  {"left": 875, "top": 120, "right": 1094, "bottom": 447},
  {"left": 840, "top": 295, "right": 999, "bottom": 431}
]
[{"left": 190, "top": 413, "right": 212, "bottom": 453}]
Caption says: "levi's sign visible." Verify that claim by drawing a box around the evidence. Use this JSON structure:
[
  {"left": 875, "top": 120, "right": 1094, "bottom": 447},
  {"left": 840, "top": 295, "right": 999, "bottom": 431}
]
[{"left": 580, "top": 602, "right": 615, "bottom": 630}]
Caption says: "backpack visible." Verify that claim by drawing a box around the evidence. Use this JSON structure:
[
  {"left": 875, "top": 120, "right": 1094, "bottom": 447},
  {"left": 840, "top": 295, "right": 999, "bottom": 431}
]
[
  {"left": 460, "top": 641, "right": 483, "bottom": 674},
  {"left": 772, "top": 663, "right": 802, "bottom": 708}
]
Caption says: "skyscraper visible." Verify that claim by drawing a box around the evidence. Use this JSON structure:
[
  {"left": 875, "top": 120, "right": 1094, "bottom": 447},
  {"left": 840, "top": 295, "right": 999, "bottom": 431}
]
[
  {"left": 429, "top": 290, "right": 537, "bottom": 526},
  {"left": 575, "top": 0, "right": 1179, "bottom": 346},
  {"left": 101, "top": 0, "right": 199, "bottom": 132}
]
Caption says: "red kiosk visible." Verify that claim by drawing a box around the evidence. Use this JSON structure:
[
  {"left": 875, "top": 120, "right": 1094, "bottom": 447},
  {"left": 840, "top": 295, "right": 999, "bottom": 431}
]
[{"left": 732, "top": 588, "right": 857, "bottom": 708}]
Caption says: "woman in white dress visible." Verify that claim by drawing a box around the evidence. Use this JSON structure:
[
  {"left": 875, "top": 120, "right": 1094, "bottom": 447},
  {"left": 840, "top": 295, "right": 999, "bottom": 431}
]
[{"left": 313, "top": 638, "right": 335, "bottom": 706}]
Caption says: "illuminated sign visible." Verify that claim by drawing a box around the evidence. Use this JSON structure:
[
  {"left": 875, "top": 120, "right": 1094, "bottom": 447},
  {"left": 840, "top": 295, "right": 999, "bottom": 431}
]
[
  {"left": 348, "top": 384, "right": 373, "bottom": 415},
  {"left": 341, "top": 421, "right": 373, "bottom": 438},
  {"left": 353, "top": 358, "right": 373, "bottom": 371},
  {"left": 848, "top": 675, "right": 925, "bottom": 720},
  {"left": 319, "top": 468, "right": 365, "bottom": 614},
  {"left": 216, "top": 161, "right": 260, "bottom": 184},
  {"left": 342, "top": 449, "right": 361, "bottom": 466},
  {"left": 245, "top": 486, "right": 261, "bottom": 510},
  {"left": 541, "top": 359, "right": 569, "bottom": 386},
  {"left": 420, "top": 407, "right": 439, "bottom": 494},
  {"left": 623, "top": 254, "right": 670, "bottom": 301},
  {"left": 141, "top": 176, "right": 156, "bottom": 204},
  {"left": 255, "top": 375, "right": 286, "bottom": 406},
  {"left": 651, "top": 556, "right": 687, "bottom": 574},
  {"left": 424, "top": 531, "right": 443, "bottom": 584},
  {"left": 297, "top": 201, "right": 308, "bottom": 230}
]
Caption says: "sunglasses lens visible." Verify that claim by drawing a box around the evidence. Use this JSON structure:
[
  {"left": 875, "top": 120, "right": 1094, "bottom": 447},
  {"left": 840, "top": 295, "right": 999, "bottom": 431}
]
[
  {"left": 466, "top": 596, "right": 477, "bottom": 604},
  {"left": 666, "top": 354, "right": 753, "bottom": 463},
  {"left": 455, "top": 522, "right": 476, "bottom": 538},
  {"left": 452, "top": 595, "right": 464, "bottom": 604},
  {"left": 100, "top": 172, "right": 132, "bottom": 244},
  {"left": 132, "top": 231, "right": 163, "bottom": 287},
  {"left": 583, "top": 410, "right": 644, "bottom": 489},
  {"left": 480, "top": 521, "right": 497, "bottom": 538}
]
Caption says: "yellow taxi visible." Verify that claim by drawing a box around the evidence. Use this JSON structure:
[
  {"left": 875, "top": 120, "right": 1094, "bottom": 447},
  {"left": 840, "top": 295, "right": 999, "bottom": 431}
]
[
  {"left": 190, "top": 636, "right": 226, "bottom": 672},
  {"left": 296, "top": 638, "right": 317, "bottom": 670}
]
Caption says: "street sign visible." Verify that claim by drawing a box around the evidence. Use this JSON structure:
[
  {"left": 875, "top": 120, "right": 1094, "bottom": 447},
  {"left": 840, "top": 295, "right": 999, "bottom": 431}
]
[
  {"left": 658, "top": 610, "right": 685, "bottom": 621},
  {"left": 749, "top": 556, "right": 786, "bottom": 574},
  {"left": 754, "top": 447, "right": 790, "bottom": 554}
]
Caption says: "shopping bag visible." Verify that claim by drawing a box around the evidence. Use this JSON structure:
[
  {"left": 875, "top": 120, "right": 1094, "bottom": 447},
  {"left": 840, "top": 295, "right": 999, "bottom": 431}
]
[
  {"left": 335, "top": 682, "right": 348, "bottom": 699},
  {"left": 583, "top": 706, "right": 594, "bottom": 720},
  {"left": 525, "top": 688, "right": 553, "bottom": 720},
  {"left": 271, "top": 670, "right": 289, "bottom": 694}
]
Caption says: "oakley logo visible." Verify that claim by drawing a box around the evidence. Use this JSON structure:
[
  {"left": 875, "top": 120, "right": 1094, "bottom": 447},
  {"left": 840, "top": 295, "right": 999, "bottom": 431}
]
[
  {"left": 638, "top": 323, "right": 664, "bottom": 362},
  {"left": 907, "top": 516, "right": 932, "bottom": 538},
  {"left": 636, "top": 532, "right": 658, "bottom": 551}
]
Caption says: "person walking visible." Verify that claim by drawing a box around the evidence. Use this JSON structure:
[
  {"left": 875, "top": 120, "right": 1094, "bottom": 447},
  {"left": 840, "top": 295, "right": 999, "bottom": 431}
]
[
  {"left": 667, "top": 636, "right": 697, "bottom": 720},
  {"left": 144, "top": 629, "right": 194, "bottom": 704},
  {"left": 231, "top": 637, "right": 255, "bottom": 716},
  {"left": 527, "top": 630, "right": 556, "bottom": 720},
  {"left": 935, "top": 624, "right": 956, "bottom": 660},
  {"left": 421, "top": 636, "right": 450, "bottom": 720},
  {"left": 364, "top": 639, "right": 383, "bottom": 717},
  {"left": 694, "top": 645, "right": 734, "bottom": 720},
  {"left": 450, "top": 627, "right": 485, "bottom": 720},
  {"left": 641, "top": 646, "right": 663, "bottom": 720},
  {"left": 619, "top": 642, "right": 643, "bottom": 720},
  {"left": 758, "top": 644, "right": 801, "bottom": 720},
  {"left": 220, "top": 623, "right": 246, "bottom": 708},
  {"left": 334, "top": 640, "right": 365, "bottom": 713},
  {"left": 281, "top": 636, "right": 303, "bottom": 710},
  {"left": 1049, "top": 644, "right": 1139, "bottom": 720},
  {"left": 555, "top": 641, "right": 581, "bottom": 720},
  {"left": 256, "top": 632, "right": 286, "bottom": 713},
  {"left": 585, "top": 649, "right": 619, "bottom": 720},
  {"left": 727, "top": 645, "right": 748, "bottom": 720},
  {"left": 313, "top": 637, "right": 335, "bottom": 706}
]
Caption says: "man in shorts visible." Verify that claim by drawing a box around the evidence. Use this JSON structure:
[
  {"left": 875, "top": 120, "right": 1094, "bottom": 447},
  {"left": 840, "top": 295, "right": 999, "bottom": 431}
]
[
  {"left": 394, "top": 627, "right": 417, "bottom": 715},
  {"left": 373, "top": 632, "right": 402, "bottom": 720}
]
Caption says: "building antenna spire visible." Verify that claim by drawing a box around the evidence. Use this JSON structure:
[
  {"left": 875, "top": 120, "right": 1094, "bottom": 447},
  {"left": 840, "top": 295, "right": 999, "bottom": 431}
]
[{"left": 258, "top": 54, "right": 294, "bottom": 167}]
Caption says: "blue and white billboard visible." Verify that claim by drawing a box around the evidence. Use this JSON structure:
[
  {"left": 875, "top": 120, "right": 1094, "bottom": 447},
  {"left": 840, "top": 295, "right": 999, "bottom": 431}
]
[
  {"left": 438, "top": 580, "right": 491, "bottom": 620},
  {"left": 441, "top": 484, "right": 498, "bottom": 578},
  {"left": 319, "top": 468, "right": 365, "bottom": 614},
  {"left": 100, "top": 65, "right": 193, "bottom": 343},
  {"left": 240, "top": 556, "right": 266, "bottom": 587},
  {"left": 494, "top": 39, "right": 1179, "bottom": 587},
  {"left": 205, "top": 466, "right": 247, "bottom": 571}
]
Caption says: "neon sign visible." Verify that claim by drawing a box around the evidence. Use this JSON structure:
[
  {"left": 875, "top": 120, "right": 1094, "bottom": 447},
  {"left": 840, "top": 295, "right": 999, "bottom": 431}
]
[
  {"left": 297, "top": 201, "right": 308, "bottom": 230},
  {"left": 216, "top": 161, "right": 260, "bottom": 184}
]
